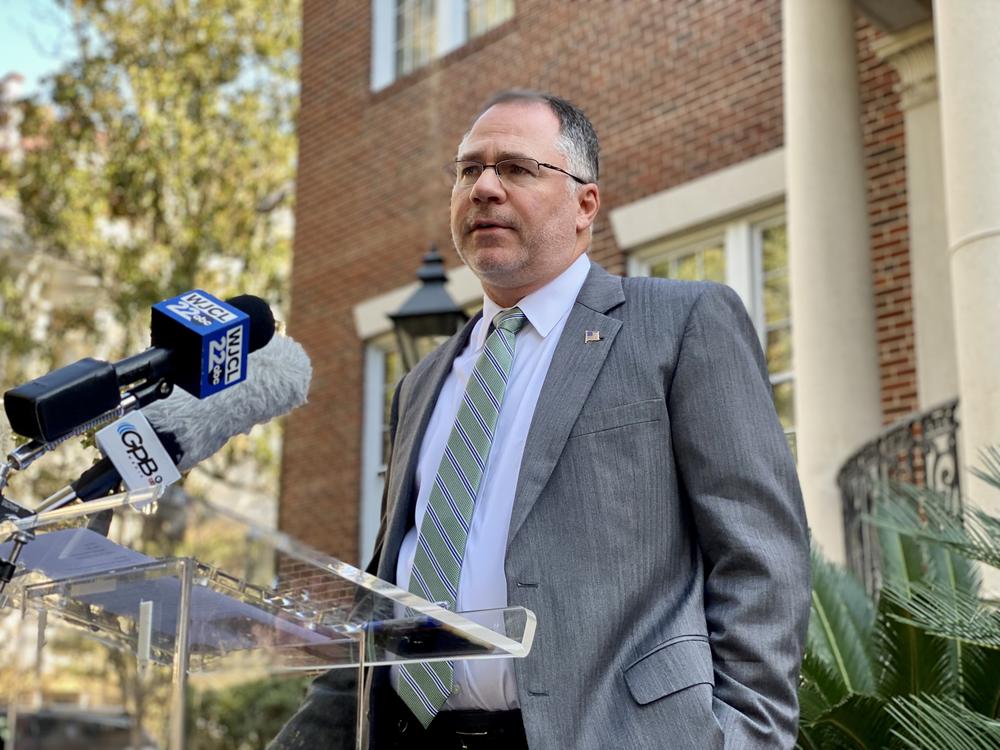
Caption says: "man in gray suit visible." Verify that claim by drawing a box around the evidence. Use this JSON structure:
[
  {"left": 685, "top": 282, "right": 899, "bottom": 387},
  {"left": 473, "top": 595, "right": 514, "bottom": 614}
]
[{"left": 275, "top": 90, "right": 809, "bottom": 749}]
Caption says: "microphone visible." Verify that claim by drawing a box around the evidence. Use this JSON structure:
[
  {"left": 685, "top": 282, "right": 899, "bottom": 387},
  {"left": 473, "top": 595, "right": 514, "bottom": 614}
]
[
  {"left": 41, "top": 334, "right": 312, "bottom": 508},
  {"left": 4, "top": 292, "right": 276, "bottom": 444}
]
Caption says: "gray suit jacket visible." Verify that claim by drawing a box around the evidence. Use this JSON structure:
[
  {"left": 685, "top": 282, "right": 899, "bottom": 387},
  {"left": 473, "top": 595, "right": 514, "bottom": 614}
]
[{"left": 370, "top": 263, "right": 810, "bottom": 749}]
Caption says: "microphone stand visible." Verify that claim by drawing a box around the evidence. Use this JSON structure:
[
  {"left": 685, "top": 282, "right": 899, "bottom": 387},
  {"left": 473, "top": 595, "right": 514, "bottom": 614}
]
[{"left": 0, "top": 378, "right": 174, "bottom": 597}]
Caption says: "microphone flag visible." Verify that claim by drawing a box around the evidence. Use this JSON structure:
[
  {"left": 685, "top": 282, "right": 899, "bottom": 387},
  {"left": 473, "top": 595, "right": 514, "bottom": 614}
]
[
  {"left": 151, "top": 290, "right": 249, "bottom": 398},
  {"left": 95, "top": 412, "right": 181, "bottom": 493}
]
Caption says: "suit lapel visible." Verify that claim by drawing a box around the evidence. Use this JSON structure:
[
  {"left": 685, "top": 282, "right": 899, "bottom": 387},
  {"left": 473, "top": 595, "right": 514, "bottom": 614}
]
[
  {"left": 378, "top": 314, "right": 481, "bottom": 579},
  {"left": 507, "top": 264, "right": 625, "bottom": 543}
]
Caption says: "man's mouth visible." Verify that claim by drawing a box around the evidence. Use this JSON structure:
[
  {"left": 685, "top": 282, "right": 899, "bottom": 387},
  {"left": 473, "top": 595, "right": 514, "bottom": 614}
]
[{"left": 470, "top": 219, "right": 514, "bottom": 233}]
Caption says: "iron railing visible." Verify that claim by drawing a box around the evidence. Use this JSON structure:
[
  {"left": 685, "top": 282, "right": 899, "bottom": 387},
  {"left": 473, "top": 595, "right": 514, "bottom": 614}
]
[{"left": 836, "top": 399, "right": 961, "bottom": 595}]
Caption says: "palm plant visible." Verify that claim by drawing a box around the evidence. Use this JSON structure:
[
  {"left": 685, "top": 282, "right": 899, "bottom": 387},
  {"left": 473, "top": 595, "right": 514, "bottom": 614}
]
[{"left": 797, "top": 448, "right": 1000, "bottom": 749}]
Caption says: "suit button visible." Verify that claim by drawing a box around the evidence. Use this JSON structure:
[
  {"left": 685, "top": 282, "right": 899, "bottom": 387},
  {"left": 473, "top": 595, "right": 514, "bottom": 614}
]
[{"left": 397, "top": 718, "right": 408, "bottom": 735}]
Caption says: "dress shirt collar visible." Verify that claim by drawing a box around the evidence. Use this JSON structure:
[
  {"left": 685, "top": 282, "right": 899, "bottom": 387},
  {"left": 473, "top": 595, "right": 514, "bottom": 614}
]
[{"left": 475, "top": 253, "right": 591, "bottom": 349}]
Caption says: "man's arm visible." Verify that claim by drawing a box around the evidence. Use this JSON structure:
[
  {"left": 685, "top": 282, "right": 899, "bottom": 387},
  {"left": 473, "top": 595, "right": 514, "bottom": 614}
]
[{"left": 667, "top": 282, "right": 810, "bottom": 748}]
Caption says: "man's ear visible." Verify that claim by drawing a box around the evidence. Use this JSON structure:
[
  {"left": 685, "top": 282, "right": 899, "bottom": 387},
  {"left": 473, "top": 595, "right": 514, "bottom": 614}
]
[{"left": 576, "top": 183, "right": 601, "bottom": 232}]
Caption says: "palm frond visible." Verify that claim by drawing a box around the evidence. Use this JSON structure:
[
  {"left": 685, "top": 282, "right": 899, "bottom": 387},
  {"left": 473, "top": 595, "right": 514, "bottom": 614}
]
[
  {"left": 874, "top": 505, "right": 930, "bottom": 597},
  {"left": 874, "top": 515, "right": 958, "bottom": 697},
  {"left": 871, "top": 482, "right": 1000, "bottom": 569},
  {"left": 799, "top": 651, "right": 849, "bottom": 722},
  {"left": 806, "top": 546, "right": 876, "bottom": 695},
  {"left": 881, "top": 581, "right": 1000, "bottom": 649},
  {"left": 802, "top": 694, "right": 894, "bottom": 750},
  {"left": 887, "top": 695, "right": 1000, "bottom": 749},
  {"left": 970, "top": 446, "right": 1000, "bottom": 492},
  {"left": 961, "top": 644, "right": 1000, "bottom": 719}
]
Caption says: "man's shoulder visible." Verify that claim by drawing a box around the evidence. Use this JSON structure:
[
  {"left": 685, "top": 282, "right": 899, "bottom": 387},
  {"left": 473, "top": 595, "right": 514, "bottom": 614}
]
[{"left": 614, "top": 274, "right": 736, "bottom": 318}]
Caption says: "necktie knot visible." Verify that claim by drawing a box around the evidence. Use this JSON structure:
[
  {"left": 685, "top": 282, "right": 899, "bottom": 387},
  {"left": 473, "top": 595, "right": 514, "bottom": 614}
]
[{"left": 492, "top": 307, "right": 527, "bottom": 336}]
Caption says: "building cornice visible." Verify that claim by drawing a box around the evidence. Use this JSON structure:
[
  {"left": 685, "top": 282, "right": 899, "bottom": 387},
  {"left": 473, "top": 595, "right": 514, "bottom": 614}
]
[{"left": 871, "top": 21, "right": 937, "bottom": 110}]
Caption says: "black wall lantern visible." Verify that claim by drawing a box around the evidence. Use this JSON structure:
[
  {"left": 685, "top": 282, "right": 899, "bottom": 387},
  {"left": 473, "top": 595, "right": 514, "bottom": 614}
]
[{"left": 389, "top": 246, "right": 469, "bottom": 371}]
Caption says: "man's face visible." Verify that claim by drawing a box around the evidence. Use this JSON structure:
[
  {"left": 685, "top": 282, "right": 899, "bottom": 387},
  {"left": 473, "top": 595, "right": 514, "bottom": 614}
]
[{"left": 449, "top": 102, "right": 599, "bottom": 306}]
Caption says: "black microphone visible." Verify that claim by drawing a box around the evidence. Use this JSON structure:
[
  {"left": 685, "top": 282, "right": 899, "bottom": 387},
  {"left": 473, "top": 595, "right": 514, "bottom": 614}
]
[
  {"left": 4, "top": 292, "right": 275, "bottom": 444},
  {"left": 44, "top": 334, "right": 311, "bottom": 506}
]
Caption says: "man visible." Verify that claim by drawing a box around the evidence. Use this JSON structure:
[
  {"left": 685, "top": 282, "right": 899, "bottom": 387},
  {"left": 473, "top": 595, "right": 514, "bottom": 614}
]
[{"left": 275, "top": 90, "right": 810, "bottom": 749}]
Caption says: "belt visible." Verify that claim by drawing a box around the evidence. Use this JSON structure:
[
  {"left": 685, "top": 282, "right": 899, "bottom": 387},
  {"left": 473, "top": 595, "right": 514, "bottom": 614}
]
[
  {"left": 427, "top": 708, "right": 527, "bottom": 749},
  {"left": 379, "top": 687, "right": 528, "bottom": 749}
]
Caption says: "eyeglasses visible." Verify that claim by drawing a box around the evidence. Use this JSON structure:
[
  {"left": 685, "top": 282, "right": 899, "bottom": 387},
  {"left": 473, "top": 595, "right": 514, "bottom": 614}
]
[{"left": 449, "top": 157, "right": 590, "bottom": 189}]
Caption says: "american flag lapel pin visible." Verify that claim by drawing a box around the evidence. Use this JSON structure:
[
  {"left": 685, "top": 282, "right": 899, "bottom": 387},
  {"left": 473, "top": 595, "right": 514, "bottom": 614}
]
[{"left": 584, "top": 330, "right": 602, "bottom": 343}]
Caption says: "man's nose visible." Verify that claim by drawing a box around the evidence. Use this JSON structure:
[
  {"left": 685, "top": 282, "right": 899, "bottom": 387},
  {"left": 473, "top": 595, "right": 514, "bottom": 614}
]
[{"left": 469, "top": 167, "right": 507, "bottom": 203}]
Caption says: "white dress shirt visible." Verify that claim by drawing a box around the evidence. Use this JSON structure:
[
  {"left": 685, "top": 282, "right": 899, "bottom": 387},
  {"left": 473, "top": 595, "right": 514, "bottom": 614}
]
[{"left": 392, "top": 253, "right": 591, "bottom": 711}]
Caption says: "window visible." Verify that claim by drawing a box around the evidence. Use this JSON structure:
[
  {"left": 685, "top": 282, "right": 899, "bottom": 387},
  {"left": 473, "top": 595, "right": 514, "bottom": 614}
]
[
  {"left": 629, "top": 209, "right": 796, "bottom": 454},
  {"left": 372, "top": 0, "right": 515, "bottom": 89},
  {"left": 358, "top": 301, "right": 481, "bottom": 563},
  {"left": 359, "top": 335, "right": 405, "bottom": 565}
]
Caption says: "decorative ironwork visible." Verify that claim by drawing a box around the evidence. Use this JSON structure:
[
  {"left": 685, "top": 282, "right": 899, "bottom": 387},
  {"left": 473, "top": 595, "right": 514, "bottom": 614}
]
[{"left": 837, "top": 399, "right": 961, "bottom": 595}]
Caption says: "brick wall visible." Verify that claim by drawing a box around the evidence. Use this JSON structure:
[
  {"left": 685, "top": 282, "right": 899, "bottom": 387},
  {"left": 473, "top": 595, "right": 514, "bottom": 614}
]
[
  {"left": 856, "top": 18, "right": 917, "bottom": 424},
  {"left": 281, "top": 0, "right": 916, "bottom": 563}
]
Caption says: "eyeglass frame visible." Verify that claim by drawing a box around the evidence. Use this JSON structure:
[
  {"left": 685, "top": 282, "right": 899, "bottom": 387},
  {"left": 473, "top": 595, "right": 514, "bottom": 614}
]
[{"left": 448, "top": 157, "right": 591, "bottom": 189}]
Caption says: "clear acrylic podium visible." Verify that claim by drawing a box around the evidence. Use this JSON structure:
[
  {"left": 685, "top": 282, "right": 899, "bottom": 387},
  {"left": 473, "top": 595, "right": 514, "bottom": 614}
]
[{"left": 0, "top": 488, "right": 536, "bottom": 749}]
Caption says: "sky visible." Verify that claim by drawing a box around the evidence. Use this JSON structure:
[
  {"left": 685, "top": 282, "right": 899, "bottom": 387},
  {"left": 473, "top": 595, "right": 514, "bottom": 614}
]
[{"left": 0, "top": 0, "right": 76, "bottom": 98}]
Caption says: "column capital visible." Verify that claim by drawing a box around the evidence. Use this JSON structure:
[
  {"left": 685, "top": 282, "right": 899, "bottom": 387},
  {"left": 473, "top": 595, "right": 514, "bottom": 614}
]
[{"left": 872, "top": 21, "right": 937, "bottom": 109}]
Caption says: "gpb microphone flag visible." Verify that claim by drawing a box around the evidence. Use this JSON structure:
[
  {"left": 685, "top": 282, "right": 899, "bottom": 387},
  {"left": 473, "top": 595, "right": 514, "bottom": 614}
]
[{"left": 95, "top": 412, "right": 181, "bottom": 492}]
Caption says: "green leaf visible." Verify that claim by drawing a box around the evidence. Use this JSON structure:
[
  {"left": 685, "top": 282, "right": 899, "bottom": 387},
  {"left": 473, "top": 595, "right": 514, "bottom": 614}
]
[
  {"left": 873, "top": 500, "right": 957, "bottom": 698},
  {"left": 887, "top": 695, "right": 1000, "bottom": 750},
  {"left": 802, "top": 694, "right": 894, "bottom": 750},
  {"left": 799, "top": 651, "right": 850, "bottom": 722},
  {"left": 870, "top": 483, "right": 1000, "bottom": 570},
  {"left": 881, "top": 581, "right": 1000, "bottom": 650},
  {"left": 970, "top": 446, "right": 1000, "bottom": 493},
  {"left": 806, "top": 546, "right": 876, "bottom": 695}
]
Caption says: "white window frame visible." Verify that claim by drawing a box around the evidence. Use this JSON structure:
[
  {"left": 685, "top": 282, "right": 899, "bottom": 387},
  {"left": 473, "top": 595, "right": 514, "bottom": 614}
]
[
  {"left": 359, "top": 341, "right": 393, "bottom": 566},
  {"left": 628, "top": 205, "right": 795, "bottom": 451},
  {"left": 627, "top": 203, "right": 784, "bottom": 352}
]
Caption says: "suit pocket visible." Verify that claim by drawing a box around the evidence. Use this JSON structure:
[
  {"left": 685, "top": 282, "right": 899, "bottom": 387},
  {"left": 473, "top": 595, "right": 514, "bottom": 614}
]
[
  {"left": 568, "top": 398, "right": 664, "bottom": 438},
  {"left": 623, "top": 636, "right": 714, "bottom": 705}
]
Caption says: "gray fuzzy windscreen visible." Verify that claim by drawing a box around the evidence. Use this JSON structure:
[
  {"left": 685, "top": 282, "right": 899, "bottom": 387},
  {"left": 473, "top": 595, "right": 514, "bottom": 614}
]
[{"left": 142, "top": 335, "right": 312, "bottom": 471}]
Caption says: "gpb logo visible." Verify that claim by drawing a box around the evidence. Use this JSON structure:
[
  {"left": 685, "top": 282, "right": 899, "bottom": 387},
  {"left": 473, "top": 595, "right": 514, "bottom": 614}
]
[
  {"left": 165, "top": 291, "right": 237, "bottom": 327},
  {"left": 208, "top": 324, "right": 245, "bottom": 386},
  {"left": 116, "top": 422, "right": 162, "bottom": 483}
]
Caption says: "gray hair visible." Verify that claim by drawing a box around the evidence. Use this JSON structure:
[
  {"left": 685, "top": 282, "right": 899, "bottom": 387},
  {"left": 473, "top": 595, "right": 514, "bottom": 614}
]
[{"left": 468, "top": 89, "right": 600, "bottom": 184}]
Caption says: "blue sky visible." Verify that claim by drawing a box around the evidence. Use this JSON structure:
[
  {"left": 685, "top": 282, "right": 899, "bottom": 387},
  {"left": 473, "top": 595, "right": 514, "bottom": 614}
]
[{"left": 1, "top": 0, "right": 76, "bottom": 98}]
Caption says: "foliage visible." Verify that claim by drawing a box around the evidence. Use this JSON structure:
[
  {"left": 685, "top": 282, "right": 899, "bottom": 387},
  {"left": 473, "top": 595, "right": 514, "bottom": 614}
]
[
  {"left": 187, "top": 674, "right": 310, "bottom": 750},
  {"left": 0, "top": 0, "right": 299, "bottom": 504},
  {"left": 797, "top": 454, "right": 1000, "bottom": 749},
  {"left": 0, "top": 1, "right": 301, "bottom": 741}
]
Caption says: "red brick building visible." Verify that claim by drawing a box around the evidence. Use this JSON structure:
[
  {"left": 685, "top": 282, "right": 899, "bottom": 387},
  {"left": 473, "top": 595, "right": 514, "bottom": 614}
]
[{"left": 282, "top": 0, "right": 987, "bottom": 587}]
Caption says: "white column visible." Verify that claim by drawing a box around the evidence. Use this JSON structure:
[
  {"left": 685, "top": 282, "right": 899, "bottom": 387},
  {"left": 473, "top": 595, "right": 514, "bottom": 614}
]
[
  {"left": 934, "top": 0, "right": 1000, "bottom": 516},
  {"left": 783, "top": 0, "right": 883, "bottom": 563},
  {"left": 873, "top": 22, "right": 958, "bottom": 409}
]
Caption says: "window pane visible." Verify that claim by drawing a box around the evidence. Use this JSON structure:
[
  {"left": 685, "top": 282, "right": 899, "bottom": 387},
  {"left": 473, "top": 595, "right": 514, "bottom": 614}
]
[
  {"left": 381, "top": 347, "right": 404, "bottom": 459},
  {"left": 703, "top": 246, "right": 725, "bottom": 283},
  {"left": 761, "top": 223, "right": 790, "bottom": 325},
  {"left": 772, "top": 379, "right": 795, "bottom": 432},
  {"left": 469, "top": 0, "right": 514, "bottom": 37},
  {"left": 395, "top": 0, "right": 437, "bottom": 77},
  {"left": 762, "top": 224, "right": 787, "bottom": 273},
  {"left": 674, "top": 252, "right": 698, "bottom": 281},
  {"left": 766, "top": 326, "right": 793, "bottom": 374},
  {"left": 763, "top": 269, "right": 790, "bottom": 324},
  {"left": 648, "top": 243, "right": 725, "bottom": 283},
  {"left": 648, "top": 258, "right": 671, "bottom": 279}
]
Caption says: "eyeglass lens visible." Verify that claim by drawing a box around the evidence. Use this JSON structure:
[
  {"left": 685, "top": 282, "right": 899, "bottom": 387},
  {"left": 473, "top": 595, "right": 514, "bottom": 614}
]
[{"left": 454, "top": 158, "right": 540, "bottom": 187}]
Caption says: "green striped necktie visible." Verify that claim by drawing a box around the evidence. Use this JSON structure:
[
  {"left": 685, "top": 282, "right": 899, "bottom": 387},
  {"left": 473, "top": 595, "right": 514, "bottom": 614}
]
[{"left": 396, "top": 307, "right": 528, "bottom": 727}]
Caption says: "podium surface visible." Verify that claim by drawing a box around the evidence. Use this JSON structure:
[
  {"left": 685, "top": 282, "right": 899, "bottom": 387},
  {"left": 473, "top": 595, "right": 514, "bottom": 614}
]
[{"left": 0, "top": 488, "right": 535, "bottom": 748}]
